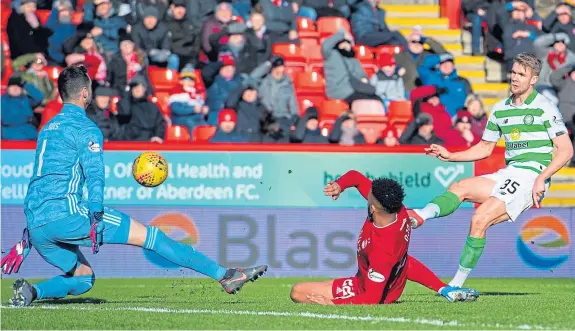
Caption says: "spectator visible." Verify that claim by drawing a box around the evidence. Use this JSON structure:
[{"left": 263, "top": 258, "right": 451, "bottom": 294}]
[
  {"left": 7, "top": 0, "right": 53, "bottom": 59},
  {"left": 502, "top": 5, "right": 541, "bottom": 69},
  {"left": 453, "top": 110, "right": 478, "bottom": 146},
  {"left": 12, "top": 53, "right": 57, "bottom": 107},
  {"left": 290, "top": 106, "right": 329, "bottom": 143},
  {"left": 533, "top": 32, "right": 575, "bottom": 104},
  {"left": 322, "top": 28, "right": 379, "bottom": 106},
  {"left": 550, "top": 62, "right": 575, "bottom": 136},
  {"left": 370, "top": 53, "right": 405, "bottom": 109},
  {"left": 87, "top": 86, "right": 121, "bottom": 141},
  {"left": 187, "top": 0, "right": 218, "bottom": 29},
  {"left": 328, "top": 112, "right": 366, "bottom": 145},
  {"left": 1, "top": 74, "right": 44, "bottom": 140},
  {"left": 63, "top": 22, "right": 107, "bottom": 85},
  {"left": 261, "top": 110, "right": 290, "bottom": 143},
  {"left": 210, "top": 108, "right": 247, "bottom": 142},
  {"left": 45, "top": 1, "right": 76, "bottom": 65},
  {"left": 462, "top": 0, "right": 489, "bottom": 55},
  {"left": 399, "top": 113, "right": 443, "bottom": 145},
  {"left": 464, "top": 94, "right": 488, "bottom": 140},
  {"left": 245, "top": 12, "right": 272, "bottom": 70},
  {"left": 117, "top": 74, "right": 165, "bottom": 142},
  {"left": 130, "top": 0, "right": 169, "bottom": 23},
  {"left": 168, "top": 65, "right": 208, "bottom": 136},
  {"left": 418, "top": 53, "right": 473, "bottom": 118},
  {"left": 350, "top": 0, "right": 407, "bottom": 48},
  {"left": 201, "top": 2, "right": 233, "bottom": 57},
  {"left": 225, "top": 78, "right": 268, "bottom": 142},
  {"left": 376, "top": 126, "right": 400, "bottom": 146},
  {"left": 297, "top": 0, "right": 348, "bottom": 21},
  {"left": 395, "top": 26, "right": 446, "bottom": 93},
  {"left": 107, "top": 29, "right": 153, "bottom": 95},
  {"left": 167, "top": 0, "right": 200, "bottom": 70},
  {"left": 206, "top": 54, "right": 241, "bottom": 124},
  {"left": 259, "top": 0, "right": 299, "bottom": 45},
  {"left": 251, "top": 56, "right": 299, "bottom": 131},
  {"left": 543, "top": 4, "right": 575, "bottom": 52},
  {"left": 131, "top": 6, "right": 177, "bottom": 70},
  {"left": 83, "top": 0, "right": 128, "bottom": 59}
]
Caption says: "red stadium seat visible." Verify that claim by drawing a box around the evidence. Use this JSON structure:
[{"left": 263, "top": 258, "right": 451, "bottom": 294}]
[
  {"left": 40, "top": 100, "right": 63, "bottom": 130},
  {"left": 272, "top": 43, "right": 306, "bottom": 64},
  {"left": 297, "top": 17, "right": 319, "bottom": 39},
  {"left": 44, "top": 66, "right": 63, "bottom": 82},
  {"left": 320, "top": 99, "right": 349, "bottom": 119},
  {"left": 151, "top": 91, "right": 170, "bottom": 115},
  {"left": 148, "top": 66, "right": 179, "bottom": 91},
  {"left": 317, "top": 17, "right": 351, "bottom": 37},
  {"left": 284, "top": 63, "right": 306, "bottom": 80},
  {"left": 297, "top": 96, "right": 320, "bottom": 115},
  {"left": 36, "top": 10, "right": 51, "bottom": 25},
  {"left": 294, "top": 72, "right": 325, "bottom": 92},
  {"left": 165, "top": 125, "right": 191, "bottom": 142},
  {"left": 192, "top": 125, "right": 217, "bottom": 142},
  {"left": 356, "top": 115, "right": 388, "bottom": 144},
  {"left": 387, "top": 100, "right": 413, "bottom": 123},
  {"left": 1, "top": 8, "right": 11, "bottom": 31},
  {"left": 302, "top": 43, "right": 323, "bottom": 65},
  {"left": 351, "top": 99, "right": 385, "bottom": 116},
  {"left": 300, "top": 37, "right": 319, "bottom": 47},
  {"left": 320, "top": 120, "right": 334, "bottom": 137},
  {"left": 362, "top": 64, "right": 377, "bottom": 77},
  {"left": 354, "top": 45, "right": 375, "bottom": 65},
  {"left": 308, "top": 63, "right": 323, "bottom": 75},
  {"left": 72, "top": 11, "right": 84, "bottom": 24}
]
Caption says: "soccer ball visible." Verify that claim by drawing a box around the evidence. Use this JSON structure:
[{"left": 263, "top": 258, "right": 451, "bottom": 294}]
[{"left": 132, "top": 152, "right": 169, "bottom": 187}]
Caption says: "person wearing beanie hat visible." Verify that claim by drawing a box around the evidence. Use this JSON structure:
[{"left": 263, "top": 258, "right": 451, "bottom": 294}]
[
  {"left": 168, "top": 0, "right": 200, "bottom": 71},
  {"left": 376, "top": 125, "right": 400, "bottom": 147},
  {"left": 398, "top": 112, "right": 443, "bottom": 146},
  {"left": 1, "top": 73, "right": 45, "bottom": 140},
  {"left": 206, "top": 53, "right": 241, "bottom": 124},
  {"left": 6, "top": 0, "right": 52, "bottom": 60},
  {"left": 370, "top": 53, "right": 406, "bottom": 109},
  {"left": 290, "top": 106, "right": 329, "bottom": 144},
  {"left": 453, "top": 110, "right": 477, "bottom": 146},
  {"left": 210, "top": 108, "right": 247, "bottom": 143},
  {"left": 86, "top": 86, "right": 121, "bottom": 141},
  {"left": 131, "top": 5, "right": 179, "bottom": 70},
  {"left": 90, "top": 0, "right": 128, "bottom": 58},
  {"left": 328, "top": 112, "right": 367, "bottom": 146},
  {"left": 168, "top": 64, "right": 209, "bottom": 135}
]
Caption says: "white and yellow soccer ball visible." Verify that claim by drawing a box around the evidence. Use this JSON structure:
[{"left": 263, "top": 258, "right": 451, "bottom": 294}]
[{"left": 132, "top": 152, "right": 169, "bottom": 187}]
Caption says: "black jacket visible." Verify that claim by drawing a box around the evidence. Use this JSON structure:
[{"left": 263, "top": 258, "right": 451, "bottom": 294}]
[
  {"left": 328, "top": 116, "right": 366, "bottom": 144},
  {"left": 399, "top": 120, "right": 443, "bottom": 145},
  {"left": 117, "top": 94, "right": 166, "bottom": 141},
  {"left": 87, "top": 105, "right": 121, "bottom": 141},
  {"left": 167, "top": 15, "right": 200, "bottom": 59},
  {"left": 290, "top": 109, "right": 329, "bottom": 144},
  {"left": 187, "top": 0, "right": 219, "bottom": 29},
  {"left": 131, "top": 21, "right": 171, "bottom": 53},
  {"left": 7, "top": 12, "right": 53, "bottom": 59},
  {"left": 107, "top": 54, "right": 154, "bottom": 95},
  {"left": 225, "top": 85, "right": 268, "bottom": 142},
  {"left": 543, "top": 12, "right": 575, "bottom": 53},
  {"left": 502, "top": 20, "right": 541, "bottom": 60}
]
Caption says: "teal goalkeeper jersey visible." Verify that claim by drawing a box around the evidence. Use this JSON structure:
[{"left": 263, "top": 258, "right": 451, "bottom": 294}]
[{"left": 24, "top": 103, "right": 105, "bottom": 229}]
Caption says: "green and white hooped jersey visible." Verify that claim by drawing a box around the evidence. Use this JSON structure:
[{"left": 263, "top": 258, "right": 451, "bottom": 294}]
[{"left": 482, "top": 89, "right": 568, "bottom": 175}]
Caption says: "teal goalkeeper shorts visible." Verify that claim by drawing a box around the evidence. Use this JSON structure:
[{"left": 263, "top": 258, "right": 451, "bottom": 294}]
[{"left": 28, "top": 206, "right": 131, "bottom": 274}]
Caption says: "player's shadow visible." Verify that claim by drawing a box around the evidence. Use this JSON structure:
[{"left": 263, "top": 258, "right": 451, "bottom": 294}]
[
  {"left": 480, "top": 291, "right": 535, "bottom": 296},
  {"left": 38, "top": 298, "right": 107, "bottom": 305}
]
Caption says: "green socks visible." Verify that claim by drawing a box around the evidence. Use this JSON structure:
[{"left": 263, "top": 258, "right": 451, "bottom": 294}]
[
  {"left": 449, "top": 236, "right": 486, "bottom": 287},
  {"left": 431, "top": 191, "right": 462, "bottom": 217}
]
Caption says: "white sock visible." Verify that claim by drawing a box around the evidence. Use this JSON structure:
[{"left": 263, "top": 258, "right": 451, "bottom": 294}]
[
  {"left": 448, "top": 265, "right": 472, "bottom": 287},
  {"left": 415, "top": 203, "right": 440, "bottom": 221}
]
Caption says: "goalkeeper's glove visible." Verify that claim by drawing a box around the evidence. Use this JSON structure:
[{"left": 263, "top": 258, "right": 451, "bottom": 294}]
[
  {"left": 1, "top": 228, "right": 32, "bottom": 274},
  {"left": 90, "top": 211, "right": 105, "bottom": 254}
]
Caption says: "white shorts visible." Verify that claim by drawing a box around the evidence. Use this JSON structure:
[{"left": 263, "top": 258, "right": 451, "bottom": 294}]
[{"left": 480, "top": 166, "right": 549, "bottom": 222}]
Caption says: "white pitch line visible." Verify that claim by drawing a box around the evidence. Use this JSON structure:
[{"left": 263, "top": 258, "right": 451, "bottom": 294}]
[{"left": 1, "top": 305, "right": 552, "bottom": 330}]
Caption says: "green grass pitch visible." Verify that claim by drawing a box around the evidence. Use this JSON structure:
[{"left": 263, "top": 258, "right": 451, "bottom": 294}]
[{"left": 2, "top": 278, "right": 574, "bottom": 330}]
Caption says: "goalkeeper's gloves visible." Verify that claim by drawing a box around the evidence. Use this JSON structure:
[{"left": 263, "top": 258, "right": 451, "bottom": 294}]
[
  {"left": 90, "top": 211, "right": 105, "bottom": 254},
  {"left": 1, "top": 228, "right": 32, "bottom": 274}
]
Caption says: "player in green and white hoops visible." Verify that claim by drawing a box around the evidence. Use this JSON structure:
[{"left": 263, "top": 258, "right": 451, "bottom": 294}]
[{"left": 407, "top": 53, "right": 574, "bottom": 288}]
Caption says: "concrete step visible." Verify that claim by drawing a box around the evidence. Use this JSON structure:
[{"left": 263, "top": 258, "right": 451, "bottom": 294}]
[
  {"left": 472, "top": 82, "right": 509, "bottom": 99},
  {"left": 442, "top": 43, "right": 463, "bottom": 56},
  {"left": 486, "top": 58, "right": 508, "bottom": 83},
  {"left": 400, "top": 29, "right": 461, "bottom": 44},
  {"left": 558, "top": 167, "right": 575, "bottom": 176},
  {"left": 454, "top": 55, "right": 485, "bottom": 71},
  {"left": 380, "top": 5, "right": 439, "bottom": 18},
  {"left": 388, "top": 17, "right": 449, "bottom": 30},
  {"left": 459, "top": 70, "right": 486, "bottom": 83},
  {"left": 541, "top": 197, "right": 575, "bottom": 207}
]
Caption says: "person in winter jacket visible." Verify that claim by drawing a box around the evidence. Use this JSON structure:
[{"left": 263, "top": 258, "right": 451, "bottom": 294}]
[
  {"left": 259, "top": 0, "right": 299, "bottom": 45},
  {"left": 244, "top": 12, "right": 272, "bottom": 71},
  {"left": 201, "top": 2, "right": 233, "bottom": 56},
  {"left": 1, "top": 74, "right": 44, "bottom": 140},
  {"left": 394, "top": 26, "right": 445, "bottom": 93},
  {"left": 187, "top": 0, "right": 218, "bottom": 29},
  {"left": 418, "top": 53, "right": 473, "bottom": 117},
  {"left": 62, "top": 22, "right": 107, "bottom": 85},
  {"left": 290, "top": 106, "right": 329, "bottom": 143},
  {"left": 11, "top": 53, "right": 56, "bottom": 106},
  {"left": 551, "top": 61, "right": 575, "bottom": 132},
  {"left": 328, "top": 112, "right": 366, "bottom": 145},
  {"left": 399, "top": 112, "right": 443, "bottom": 145},
  {"left": 251, "top": 56, "right": 299, "bottom": 130},
  {"left": 107, "top": 29, "right": 154, "bottom": 95},
  {"left": 117, "top": 74, "right": 165, "bottom": 142},
  {"left": 376, "top": 125, "right": 400, "bottom": 146},
  {"left": 461, "top": 0, "right": 489, "bottom": 55},
  {"left": 209, "top": 108, "right": 247, "bottom": 142},
  {"left": 502, "top": 6, "right": 541, "bottom": 69},
  {"left": 206, "top": 54, "right": 241, "bottom": 124},
  {"left": 45, "top": 1, "right": 77, "bottom": 65},
  {"left": 87, "top": 86, "right": 120, "bottom": 141},
  {"left": 130, "top": 0, "right": 169, "bottom": 23},
  {"left": 533, "top": 32, "right": 575, "bottom": 104},
  {"left": 370, "top": 53, "right": 405, "bottom": 108},
  {"left": 350, "top": 0, "right": 407, "bottom": 48},
  {"left": 167, "top": 0, "right": 200, "bottom": 70},
  {"left": 131, "top": 6, "right": 178, "bottom": 69},
  {"left": 453, "top": 110, "right": 478, "bottom": 147},
  {"left": 169, "top": 65, "right": 208, "bottom": 136},
  {"left": 260, "top": 110, "right": 290, "bottom": 143},
  {"left": 463, "top": 94, "right": 488, "bottom": 141},
  {"left": 297, "top": 0, "right": 347, "bottom": 21},
  {"left": 225, "top": 77, "right": 268, "bottom": 142},
  {"left": 82, "top": 0, "right": 128, "bottom": 59},
  {"left": 542, "top": 4, "right": 575, "bottom": 52},
  {"left": 7, "top": 0, "right": 53, "bottom": 60}
]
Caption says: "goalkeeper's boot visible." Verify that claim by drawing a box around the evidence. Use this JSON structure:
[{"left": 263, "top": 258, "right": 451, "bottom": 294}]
[
  {"left": 439, "top": 286, "right": 479, "bottom": 302},
  {"left": 219, "top": 265, "right": 268, "bottom": 294},
  {"left": 11, "top": 278, "right": 36, "bottom": 307},
  {"left": 407, "top": 209, "right": 425, "bottom": 229}
]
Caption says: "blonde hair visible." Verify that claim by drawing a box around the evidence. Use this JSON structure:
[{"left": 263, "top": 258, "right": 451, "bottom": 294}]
[
  {"left": 465, "top": 94, "right": 484, "bottom": 110},
  {"left": 513, "top": 52, "right": 542, "bottom": 76}
]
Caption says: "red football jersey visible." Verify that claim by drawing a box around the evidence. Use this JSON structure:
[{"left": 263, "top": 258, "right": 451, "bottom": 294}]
[{"left": 333, "top": 170, "right": 412, "bottom": 305}]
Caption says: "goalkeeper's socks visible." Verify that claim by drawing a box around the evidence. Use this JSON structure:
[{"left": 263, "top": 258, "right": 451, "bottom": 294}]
[
  {"left": 145, "top": 226, "right": 227, "bottom": 280},
  {"left": 417, "top": 191, "right": 462, "bottom": 220},
  {"left": 33, "top": 274, "right": 95, "bottom": 299},
  {"left": 448, "top": 236, "right": 486, "bottom": 287}
]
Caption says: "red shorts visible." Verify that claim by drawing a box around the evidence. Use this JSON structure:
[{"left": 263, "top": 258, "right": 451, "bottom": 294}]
[{"left": 332, "top": 269, "right": 408, "bottom": 304}]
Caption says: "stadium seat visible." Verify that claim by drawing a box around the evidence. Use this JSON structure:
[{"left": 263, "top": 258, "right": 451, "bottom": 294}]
[
  {"left": 309, "top": 62, "right": 323, "bottom": 75},
  {"left": 165, "top": 125, "right": 191, "bottom": 142},
  {"left": 71, "top": 11, "right": 84, "bottom": 24},
  {"left": 356, "top": 115, "right": 388, "bottom": 144},
  {"left": 44, "top": 66, "right": 63, "bottom": 82},
  {"left": 1, "top": 8, "right": 10, "bottom": 31},
  {"left": 294, "top": 72, "right": 325, "bottom": 92},
  {"left": 272, "top": 43, "right": 306, "bottom": 64},
  {"left": 192, "top": 125, "right": 217, "bottom": 142},
  {"left": 354, "top": 45, "right": 375, "bottom": 65},
  {"left": 36, "top": 10, "right": 51, "bottom": 25},
  {"left": 387, "top": 100, "right": 413, "bottom": 123},
  {"left": 151, "top": 92, "right": 170, "bottom": 115},
  {"left": 317, "top": 17, "right": 351, "bottom": 37},
  {"left": 148, "top": 66, "right": 179, "bottom": 91},
  {"left": 361, "top": 64, "right": 377, "bottom": 77},
  {"left": 297, "top": 96, "right": 319, "bottom": 115},
  {"left": 375, "top": 45, "right": 403, "bottom": 60},
  {"left": 40, "top": 101, "right": 63, "bottom": 129},
  {"left": 320, "top": 120, "right": 334, "bottom": 137},
  {"left": 302, "top": 43, "right": 322, "bottom": 65},
  {"left": 351, "top": 99, "right": 385, "bottom": 116},
  {"left": 297, "top": 17, "right": 319, "bottom": 39},
  {"left": 320, "top": 99, "right": 349, "bottom": 119},
  {"left": 300, "top": 37, "right": 319, "bottom": 47},
  {"left": 284, "top": 63, "right": 307, "bottom": 80}
]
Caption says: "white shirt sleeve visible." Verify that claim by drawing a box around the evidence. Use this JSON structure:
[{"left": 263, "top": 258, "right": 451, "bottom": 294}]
[
  {"left": 542, "top": 103, "right": 569, "bottom": 139},
  {"left": 482, "top": 111, "right": 501, "bottom": 142}
]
